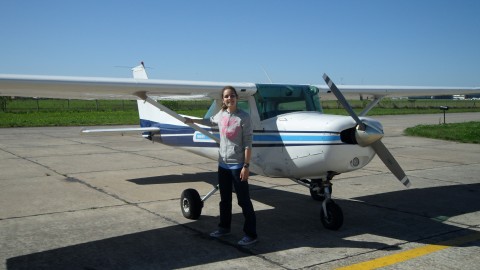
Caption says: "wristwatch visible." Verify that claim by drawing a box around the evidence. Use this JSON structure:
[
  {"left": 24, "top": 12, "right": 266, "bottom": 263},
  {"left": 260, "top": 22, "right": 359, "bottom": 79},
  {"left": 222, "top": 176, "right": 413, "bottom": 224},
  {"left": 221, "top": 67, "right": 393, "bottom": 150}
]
[{"left": 243, "top": 163, "right": 250, "bottom": 168}]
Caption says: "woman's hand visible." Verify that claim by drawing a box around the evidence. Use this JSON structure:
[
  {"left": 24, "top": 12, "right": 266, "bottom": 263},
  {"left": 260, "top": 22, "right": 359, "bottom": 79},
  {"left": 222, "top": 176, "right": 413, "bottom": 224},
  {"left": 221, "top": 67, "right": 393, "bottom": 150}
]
[
  {"left": 184, "top": 117, "right": 193, "bottom": 124},
  {"left": 240, "top": 167, "right": 250, "bottom": 181}
]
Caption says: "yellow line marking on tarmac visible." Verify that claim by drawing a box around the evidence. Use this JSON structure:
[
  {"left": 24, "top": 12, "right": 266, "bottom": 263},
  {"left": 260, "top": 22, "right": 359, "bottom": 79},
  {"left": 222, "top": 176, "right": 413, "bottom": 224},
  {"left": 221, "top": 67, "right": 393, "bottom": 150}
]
[{"left": 336, "top": 232, "right": 480, "bottom": 270}]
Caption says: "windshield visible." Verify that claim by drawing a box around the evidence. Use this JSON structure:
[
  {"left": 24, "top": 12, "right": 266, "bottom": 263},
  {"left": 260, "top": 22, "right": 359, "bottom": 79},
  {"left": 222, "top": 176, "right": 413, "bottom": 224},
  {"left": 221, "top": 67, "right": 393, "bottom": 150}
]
[{"left": 254, "top": 84, "right": 322, "bottom": 120}]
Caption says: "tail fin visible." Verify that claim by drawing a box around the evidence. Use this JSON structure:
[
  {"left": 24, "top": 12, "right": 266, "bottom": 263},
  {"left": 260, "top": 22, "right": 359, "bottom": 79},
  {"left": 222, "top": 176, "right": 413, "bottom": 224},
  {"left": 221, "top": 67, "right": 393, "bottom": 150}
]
[
  {"left": 133, "top": 61, "right": 155, "bottom": 132},
  {"left": 132, "top": 61, "right": 148, "bottom": 79},
  {"left": 133, "top": 62, "right": 185, "bottom": 135}
]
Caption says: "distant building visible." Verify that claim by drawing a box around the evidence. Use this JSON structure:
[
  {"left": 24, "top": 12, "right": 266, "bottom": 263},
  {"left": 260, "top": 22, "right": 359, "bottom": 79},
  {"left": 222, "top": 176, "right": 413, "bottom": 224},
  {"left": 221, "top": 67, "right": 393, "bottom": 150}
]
[
  {"left": 408, "top": 93, "right": 480, "bottom": 100},
  {"left": 466, "top": 93, "right": 480, "bottom": 100}
]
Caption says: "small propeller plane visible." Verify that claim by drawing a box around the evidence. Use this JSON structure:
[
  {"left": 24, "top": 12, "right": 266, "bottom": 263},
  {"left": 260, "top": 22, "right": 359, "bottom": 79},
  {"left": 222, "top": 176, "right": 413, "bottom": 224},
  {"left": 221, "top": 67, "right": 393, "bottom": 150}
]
[{"left": 1, "top": 63, "right": 478, "bottom": 230}]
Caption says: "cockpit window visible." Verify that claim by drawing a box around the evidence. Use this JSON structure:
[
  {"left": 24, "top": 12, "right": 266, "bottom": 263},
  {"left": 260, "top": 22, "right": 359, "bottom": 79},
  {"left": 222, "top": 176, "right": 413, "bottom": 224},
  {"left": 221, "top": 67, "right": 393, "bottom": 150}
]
[{"left": 254, "top": 84, "right": 322, "bottom": 120}]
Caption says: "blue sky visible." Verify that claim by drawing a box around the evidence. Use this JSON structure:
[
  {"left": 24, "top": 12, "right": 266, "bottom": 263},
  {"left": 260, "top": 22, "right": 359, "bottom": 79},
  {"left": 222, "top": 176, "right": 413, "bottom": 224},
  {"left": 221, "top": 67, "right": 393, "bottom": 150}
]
[{"left": 1, "top": 0, "right": 479, "bottom": 86}]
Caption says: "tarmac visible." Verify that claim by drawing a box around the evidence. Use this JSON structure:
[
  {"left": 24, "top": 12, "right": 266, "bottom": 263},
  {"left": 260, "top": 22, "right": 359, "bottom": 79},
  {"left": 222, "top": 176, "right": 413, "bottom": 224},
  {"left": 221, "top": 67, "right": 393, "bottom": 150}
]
[{"left": 0, "top": 112, "right": 479, "bottom": 270}]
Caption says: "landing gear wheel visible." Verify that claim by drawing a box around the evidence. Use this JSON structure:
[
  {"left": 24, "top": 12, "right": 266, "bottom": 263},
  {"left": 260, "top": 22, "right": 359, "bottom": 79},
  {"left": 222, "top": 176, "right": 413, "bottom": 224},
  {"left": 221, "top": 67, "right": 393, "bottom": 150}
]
[
  {"left": 320, "top": 201, "right": 343, "bottom": 230},
  {"left": 180, "top": 189, "right": 203, "bottom": 220}
]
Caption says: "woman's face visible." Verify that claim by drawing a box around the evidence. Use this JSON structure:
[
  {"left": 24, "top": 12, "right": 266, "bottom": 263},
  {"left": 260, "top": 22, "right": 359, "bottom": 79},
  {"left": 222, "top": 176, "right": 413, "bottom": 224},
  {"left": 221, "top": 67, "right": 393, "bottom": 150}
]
[{"left": 223, "top": 89, "right": 237, "bottom": 109}]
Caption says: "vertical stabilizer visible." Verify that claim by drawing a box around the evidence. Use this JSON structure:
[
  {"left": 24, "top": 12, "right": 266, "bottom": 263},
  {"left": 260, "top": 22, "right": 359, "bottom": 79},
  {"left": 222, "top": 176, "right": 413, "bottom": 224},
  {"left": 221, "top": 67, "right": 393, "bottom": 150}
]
[
  {"left": 133, "top": 61, "right": 156, "bottom": 130},
  {"left": 133, "top": 62, "right": 183, "bottom": 133},
  {"left": 132, "top": 61, "right": 148, "bottom": 79}
]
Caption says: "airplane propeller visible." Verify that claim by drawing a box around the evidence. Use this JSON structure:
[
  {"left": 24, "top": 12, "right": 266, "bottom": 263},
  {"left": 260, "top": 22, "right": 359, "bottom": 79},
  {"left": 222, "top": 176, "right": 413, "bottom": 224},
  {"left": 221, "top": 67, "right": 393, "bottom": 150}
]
[{"left": 323, "top": 74, "right": 411, "bottom": 188}]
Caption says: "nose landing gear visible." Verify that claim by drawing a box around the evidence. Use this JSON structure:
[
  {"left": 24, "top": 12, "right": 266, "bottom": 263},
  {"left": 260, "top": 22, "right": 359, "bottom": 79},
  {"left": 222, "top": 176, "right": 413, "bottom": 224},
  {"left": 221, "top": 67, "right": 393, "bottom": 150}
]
[{"left": 293, "top": 172, "right": 344, "bottom": 230}]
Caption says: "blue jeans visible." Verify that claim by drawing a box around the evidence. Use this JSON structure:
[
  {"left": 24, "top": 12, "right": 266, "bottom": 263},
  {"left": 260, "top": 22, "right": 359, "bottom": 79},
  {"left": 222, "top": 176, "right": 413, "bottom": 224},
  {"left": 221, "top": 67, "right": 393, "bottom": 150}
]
[{"left": 218, "top": 166, "right": 257, "bottom": 238}]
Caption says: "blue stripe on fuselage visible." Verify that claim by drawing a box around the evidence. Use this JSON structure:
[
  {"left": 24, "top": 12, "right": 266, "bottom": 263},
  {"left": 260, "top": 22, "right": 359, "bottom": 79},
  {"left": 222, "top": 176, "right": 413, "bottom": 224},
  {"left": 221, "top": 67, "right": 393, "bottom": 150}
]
[
  {"left": 254, "top": 134, "right": 340, "bottom": 142},
  {"left": 140, "top": 119, "right": 342, "bottom": 147}
]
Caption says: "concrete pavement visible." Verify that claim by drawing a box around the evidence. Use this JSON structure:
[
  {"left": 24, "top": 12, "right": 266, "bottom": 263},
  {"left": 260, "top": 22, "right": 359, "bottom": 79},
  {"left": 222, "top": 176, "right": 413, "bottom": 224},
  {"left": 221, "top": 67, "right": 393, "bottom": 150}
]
[{"left": 0, "top": 112, "right": 479, "bottom": 269}]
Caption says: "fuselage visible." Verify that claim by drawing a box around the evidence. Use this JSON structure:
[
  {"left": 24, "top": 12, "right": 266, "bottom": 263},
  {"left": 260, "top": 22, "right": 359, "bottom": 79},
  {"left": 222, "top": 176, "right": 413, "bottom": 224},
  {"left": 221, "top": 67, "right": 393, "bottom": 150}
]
[
  {"left": 138, "top": 83, "right": 380, "bottom": 180},
  {"left": 144, "top": 110, "right": 378, "bottom": 179}
]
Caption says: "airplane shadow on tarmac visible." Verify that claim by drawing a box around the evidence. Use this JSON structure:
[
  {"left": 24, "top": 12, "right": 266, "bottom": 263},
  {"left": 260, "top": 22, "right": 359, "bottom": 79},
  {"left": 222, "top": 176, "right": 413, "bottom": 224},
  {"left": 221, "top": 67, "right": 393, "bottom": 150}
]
[{"left": 7, "top": 176, "right": 480, "bottom": 270}]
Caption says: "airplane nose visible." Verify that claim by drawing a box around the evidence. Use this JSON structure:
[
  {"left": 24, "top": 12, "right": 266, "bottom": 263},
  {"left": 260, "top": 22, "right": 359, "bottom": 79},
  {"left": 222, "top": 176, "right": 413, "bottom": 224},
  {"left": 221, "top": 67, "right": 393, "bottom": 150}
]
[
  {"left": 355, "top": 122, "right": 384, "bottom": 147},
  {"left": 323, "top": 73, "right": 411, "bottom": 188}
]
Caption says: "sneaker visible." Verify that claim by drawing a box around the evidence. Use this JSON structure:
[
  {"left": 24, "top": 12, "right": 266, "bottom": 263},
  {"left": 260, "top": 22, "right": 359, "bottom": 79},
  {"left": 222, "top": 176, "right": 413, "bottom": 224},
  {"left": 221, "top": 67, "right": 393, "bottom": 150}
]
[
  {"left": 238, "top": 235, "right": 258, "bottom": 246},
  {"left": 209, "top": 228, "right": 231, "bottom": 238}
]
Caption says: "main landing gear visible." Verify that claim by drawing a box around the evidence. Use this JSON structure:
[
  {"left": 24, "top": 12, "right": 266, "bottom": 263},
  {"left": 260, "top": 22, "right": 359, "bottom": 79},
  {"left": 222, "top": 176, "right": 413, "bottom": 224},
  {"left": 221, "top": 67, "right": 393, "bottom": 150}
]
[
  {"left": 180, "top": 185, "right": 219, "bottom": 220},
  {"left": 293, "top": 172, "right": 344, "bottom": 230}
]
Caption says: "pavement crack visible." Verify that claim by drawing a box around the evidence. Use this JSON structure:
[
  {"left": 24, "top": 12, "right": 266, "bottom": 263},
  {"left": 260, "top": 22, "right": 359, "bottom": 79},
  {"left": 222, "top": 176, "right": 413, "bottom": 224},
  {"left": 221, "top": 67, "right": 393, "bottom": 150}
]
[{"left": 0, "top": 204, "right": 126, "bottom": 221}]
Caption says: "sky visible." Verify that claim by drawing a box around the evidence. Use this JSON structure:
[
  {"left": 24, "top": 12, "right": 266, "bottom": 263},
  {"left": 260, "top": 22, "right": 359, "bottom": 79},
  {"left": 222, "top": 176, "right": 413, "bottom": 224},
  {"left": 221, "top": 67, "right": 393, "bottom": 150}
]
[{"left": 1, "top": 0, "right": 479, "bottom": 86}]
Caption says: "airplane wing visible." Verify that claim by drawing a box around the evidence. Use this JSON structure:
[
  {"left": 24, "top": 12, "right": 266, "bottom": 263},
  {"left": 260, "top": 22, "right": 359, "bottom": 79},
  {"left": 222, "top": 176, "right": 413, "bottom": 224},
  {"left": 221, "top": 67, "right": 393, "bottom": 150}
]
[
  {"left": 316, "top": 84, "right": 480, "bottom": 99},
  {"left": 0, "top": 74, "right": 257, "bottom": 100},
  {"left": 0, "top": 73, "right": 478, "bottom": 101}
]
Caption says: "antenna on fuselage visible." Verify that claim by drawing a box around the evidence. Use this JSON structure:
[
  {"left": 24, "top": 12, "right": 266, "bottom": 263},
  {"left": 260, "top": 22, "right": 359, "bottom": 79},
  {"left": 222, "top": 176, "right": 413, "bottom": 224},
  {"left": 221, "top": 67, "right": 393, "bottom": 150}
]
[{"left": 261, "top": 65, "right": 273, "bottom": 83}]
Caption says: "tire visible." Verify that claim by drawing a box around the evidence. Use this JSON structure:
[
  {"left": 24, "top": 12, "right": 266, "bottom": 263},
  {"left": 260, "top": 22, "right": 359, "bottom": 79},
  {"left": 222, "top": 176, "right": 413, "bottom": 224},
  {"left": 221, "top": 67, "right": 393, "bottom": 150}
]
[
  {"left": 180, "top": 189, "right": 203, "bottom": 220},
  {"left": 320, "top": 201, "right": 343, "bottom": 230}
]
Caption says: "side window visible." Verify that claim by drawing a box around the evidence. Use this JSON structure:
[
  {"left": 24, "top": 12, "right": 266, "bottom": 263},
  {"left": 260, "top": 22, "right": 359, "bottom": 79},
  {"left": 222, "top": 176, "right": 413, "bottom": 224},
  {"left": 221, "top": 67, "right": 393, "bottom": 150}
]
[
  {"left": 237, "top": 100, "right": 250, "bottom": 114},
  {"left": 204, "top": 100, "right": 219, "bottom": 119}
]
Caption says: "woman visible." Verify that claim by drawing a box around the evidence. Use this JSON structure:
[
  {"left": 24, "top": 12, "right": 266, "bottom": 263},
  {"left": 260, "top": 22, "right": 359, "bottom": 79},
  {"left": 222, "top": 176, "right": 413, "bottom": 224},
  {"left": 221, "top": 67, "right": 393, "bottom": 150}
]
[{"left": 186, "top": 86, "right": 257, "bottom": 246}]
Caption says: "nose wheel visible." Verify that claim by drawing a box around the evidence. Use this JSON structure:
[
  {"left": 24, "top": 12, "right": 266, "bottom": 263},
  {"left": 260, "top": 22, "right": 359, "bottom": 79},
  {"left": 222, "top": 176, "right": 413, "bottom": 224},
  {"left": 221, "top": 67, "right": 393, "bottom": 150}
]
[
  {"left": 317, "top": 174, "right": 344, "bottom": 230},
  {"left": 320, "top": 200, "right": 343, "bottom": 230}
]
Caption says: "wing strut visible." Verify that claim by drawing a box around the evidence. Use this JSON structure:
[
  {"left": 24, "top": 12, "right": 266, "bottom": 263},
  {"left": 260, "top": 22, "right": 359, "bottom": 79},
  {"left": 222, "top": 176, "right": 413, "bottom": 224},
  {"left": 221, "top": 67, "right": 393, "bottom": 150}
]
[
  {"left": 135, "top": 91, "right": 220, "bottom": 144},
  {"left": 358, "top": 96, "right": 382, "bottom": 116}
]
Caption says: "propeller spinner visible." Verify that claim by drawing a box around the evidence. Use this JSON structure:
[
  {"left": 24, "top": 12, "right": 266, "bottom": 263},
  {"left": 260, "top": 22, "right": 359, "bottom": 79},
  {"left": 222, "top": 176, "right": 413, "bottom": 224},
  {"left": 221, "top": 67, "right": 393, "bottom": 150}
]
[{"left": 322, "top": 74, "right": 411, "bottom": 188}]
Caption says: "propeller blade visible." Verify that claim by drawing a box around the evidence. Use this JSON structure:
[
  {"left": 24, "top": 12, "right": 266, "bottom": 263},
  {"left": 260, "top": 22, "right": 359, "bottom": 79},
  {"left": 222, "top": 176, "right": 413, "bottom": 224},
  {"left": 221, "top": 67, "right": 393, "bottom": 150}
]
[
  {"left": 323, "top": 73, "right": 364, "bottom": 129},
  {"left": 371, "top": 140, "right": 411, "bottom": 188}
]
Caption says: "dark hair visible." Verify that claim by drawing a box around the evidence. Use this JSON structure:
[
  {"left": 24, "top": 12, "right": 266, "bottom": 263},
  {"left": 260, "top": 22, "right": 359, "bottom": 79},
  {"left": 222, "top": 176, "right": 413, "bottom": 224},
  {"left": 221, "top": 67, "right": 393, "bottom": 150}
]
[{"left": 221, "top": 86, "right": 237, "bottom": 110}]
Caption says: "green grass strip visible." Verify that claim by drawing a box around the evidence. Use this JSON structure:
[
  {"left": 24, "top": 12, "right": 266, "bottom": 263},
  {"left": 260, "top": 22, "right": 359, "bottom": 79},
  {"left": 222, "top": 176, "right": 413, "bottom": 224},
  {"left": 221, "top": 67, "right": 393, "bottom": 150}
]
[
  {"left": 0, "top": 111, "right": 140, "bottom": 127},
  {"left": 0, "top": 110, "right": 206, "bottom": 128},
  {"left": 405, "top": 121, "right": 480, "bottom": 144}
]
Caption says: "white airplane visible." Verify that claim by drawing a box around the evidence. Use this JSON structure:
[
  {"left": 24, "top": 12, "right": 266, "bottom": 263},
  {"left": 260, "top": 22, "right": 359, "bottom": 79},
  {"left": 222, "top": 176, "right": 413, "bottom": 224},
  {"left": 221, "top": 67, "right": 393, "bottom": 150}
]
[{"left": 1, "top": 63, "right": 478, "bottom": 230}]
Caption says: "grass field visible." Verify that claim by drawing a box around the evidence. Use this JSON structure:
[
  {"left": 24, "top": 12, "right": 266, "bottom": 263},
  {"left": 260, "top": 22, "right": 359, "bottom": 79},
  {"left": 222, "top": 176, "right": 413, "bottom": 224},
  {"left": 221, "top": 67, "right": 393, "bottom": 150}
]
[
  {"left": 1, "top": 111, "right": 141, "bottom": 127},
  {"left": 405, "top": 121, "right": 480, "bottom": 144},
  {"left": 0, "top": 98, "right": 210, "bottom": 127},
  {"left": 0, "top": 110, "right": 207, "bottom": 128},
  {"left": 0, "top": 98, "right": 210, "bottom": 112}
]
